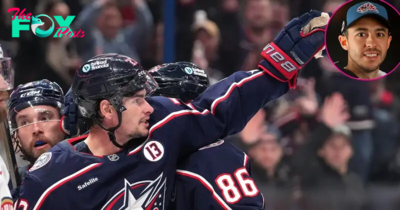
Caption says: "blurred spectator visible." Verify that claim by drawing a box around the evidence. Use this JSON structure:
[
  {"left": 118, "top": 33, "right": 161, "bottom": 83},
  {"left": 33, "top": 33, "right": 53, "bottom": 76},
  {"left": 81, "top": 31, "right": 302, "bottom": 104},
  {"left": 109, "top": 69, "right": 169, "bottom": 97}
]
[
  {"left": 191, "top": 12, "right": 224, "bottom": 84},
  {"left": 210, "top": 0, "right": 246, "bottom": 75},
  {"left": 269, "top": 0, "right": 290, "bottom": 37},
  {"left": 248, "top": 125, "right": 297, "bottom": 210},
  {"left": 15, "top": 0, "right": 80, "bottom": 91},
  {"left": 324, "top": 72, "right": 374, "bottom": 181},
  {"left": 293, "top": 93, "right": 365, "bottom": 210},
  {"left": 0, "top": 0, "right": 13, "bottom": 41},
  {"left": 74, "top": 0, "right": 153, "bottom": 62},
  {"left": 243, "top": 0, "right": 273, "bottom": 48},
  {"left": 240, "top": 0, "right": 276, "bottom": 72},
  {"left": 229, "top": 109, "right": 268, "bottom": 150},
  {"left": 270, "top": 78, "right": 320, "bottom": 153}
]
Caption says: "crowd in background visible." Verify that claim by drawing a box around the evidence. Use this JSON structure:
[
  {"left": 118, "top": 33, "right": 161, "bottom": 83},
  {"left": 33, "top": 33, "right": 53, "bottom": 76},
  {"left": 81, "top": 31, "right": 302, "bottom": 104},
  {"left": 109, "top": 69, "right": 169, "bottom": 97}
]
[{"left": 1, "top": 0, "right": 400, "bottom": 209}]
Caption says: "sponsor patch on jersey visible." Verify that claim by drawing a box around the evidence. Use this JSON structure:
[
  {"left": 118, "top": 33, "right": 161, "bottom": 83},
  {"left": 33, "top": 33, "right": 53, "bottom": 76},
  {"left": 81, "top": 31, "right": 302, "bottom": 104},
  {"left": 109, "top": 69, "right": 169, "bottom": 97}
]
[
  {"left": 29, "top": 152, "right": 52, "bottom": 172},
  {"left": 143, "top": 141, "right": 164, "bottom": 162},
  {"left": 1, "top": 197, "right": 13, "bottom": 209},
  {"left": 199, "top": 139, "right": 224, "bottom": 150}
]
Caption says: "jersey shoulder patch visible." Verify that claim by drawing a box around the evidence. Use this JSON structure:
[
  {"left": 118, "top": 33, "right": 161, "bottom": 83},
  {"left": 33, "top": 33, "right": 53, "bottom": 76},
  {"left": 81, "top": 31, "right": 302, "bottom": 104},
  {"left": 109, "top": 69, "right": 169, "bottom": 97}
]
[
  {"left": 29, "top": 152, "right": 52, "bottom": 172},
  {"left": 199, "top": 140, "right": 225, "bottom": 150}
]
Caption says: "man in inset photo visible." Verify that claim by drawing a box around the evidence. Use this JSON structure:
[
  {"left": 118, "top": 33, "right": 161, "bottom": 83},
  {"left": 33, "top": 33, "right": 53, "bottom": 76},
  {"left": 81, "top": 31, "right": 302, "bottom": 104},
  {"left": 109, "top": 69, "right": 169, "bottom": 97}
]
[{"left": 338, "top": 1, "right": 392, "bottom": 79}]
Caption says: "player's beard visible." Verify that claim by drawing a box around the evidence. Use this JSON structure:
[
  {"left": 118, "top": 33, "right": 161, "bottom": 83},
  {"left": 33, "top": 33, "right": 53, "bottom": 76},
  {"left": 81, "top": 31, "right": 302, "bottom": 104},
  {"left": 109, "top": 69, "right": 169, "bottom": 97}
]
[
  {"left": 19, "top": 145, "right": 38, "bottom": 165},
  {"left": 19, "top": 136, "right": 53, "bottom": 165}
]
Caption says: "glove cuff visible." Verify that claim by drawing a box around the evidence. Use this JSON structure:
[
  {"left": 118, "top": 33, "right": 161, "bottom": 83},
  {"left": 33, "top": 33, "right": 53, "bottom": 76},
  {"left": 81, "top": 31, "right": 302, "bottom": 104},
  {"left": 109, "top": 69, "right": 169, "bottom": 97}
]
[
  {"left": 261, "top": 42, "right": 301, "bottom": 79},
  {"left": 259, "top": 42, "right": 301, "bottom": 89}
]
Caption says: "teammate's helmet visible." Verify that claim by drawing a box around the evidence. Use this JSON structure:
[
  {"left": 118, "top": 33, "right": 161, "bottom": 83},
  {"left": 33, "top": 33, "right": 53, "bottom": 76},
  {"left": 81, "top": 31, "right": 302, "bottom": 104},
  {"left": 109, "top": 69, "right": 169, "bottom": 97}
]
[
  {"left": 8, "top": 79, "right": 65, "bottom": 130},
  {"left": 71, "top": 53, "right": 158, "bottom": 119},
  {"left": 149, "top": 62, "right": 209, "bottom": 102}
]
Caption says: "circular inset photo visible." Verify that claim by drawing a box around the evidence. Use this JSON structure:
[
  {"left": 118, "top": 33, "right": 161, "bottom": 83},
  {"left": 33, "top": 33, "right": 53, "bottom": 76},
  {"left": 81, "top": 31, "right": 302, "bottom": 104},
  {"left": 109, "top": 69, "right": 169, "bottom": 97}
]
[{"left": 325, "top": 0, "right": 400, "bottom": 80}]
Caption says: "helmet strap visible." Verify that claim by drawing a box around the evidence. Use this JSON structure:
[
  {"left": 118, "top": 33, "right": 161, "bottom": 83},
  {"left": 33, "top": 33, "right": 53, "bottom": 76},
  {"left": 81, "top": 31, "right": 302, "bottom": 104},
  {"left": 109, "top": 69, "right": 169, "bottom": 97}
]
[{"left": 94, "top": 110, "right": 125, "bottom": 148}]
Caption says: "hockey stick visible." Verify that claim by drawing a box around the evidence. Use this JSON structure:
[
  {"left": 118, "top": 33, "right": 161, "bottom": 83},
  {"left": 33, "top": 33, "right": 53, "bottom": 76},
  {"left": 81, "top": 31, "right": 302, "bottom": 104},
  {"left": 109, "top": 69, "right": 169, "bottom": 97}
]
[
  {"left": 0, "top": 121, "right": 20, "bottom": 188},
  {"left": 0, "top": 44, "right": 19, "bottom": 188}
]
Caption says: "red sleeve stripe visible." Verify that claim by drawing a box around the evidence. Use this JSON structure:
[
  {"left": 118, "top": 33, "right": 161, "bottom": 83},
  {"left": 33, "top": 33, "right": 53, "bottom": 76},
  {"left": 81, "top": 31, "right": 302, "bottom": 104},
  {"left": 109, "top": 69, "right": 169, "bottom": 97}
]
[
  {"left": 176, "top": 170, "right": 232, "bottom": 210},
  {"left": 147, "top": 109, "right": 210, "bottom": 139},
  {"left": 33, "top": 163, "right": 102, "bottom": 210},
  {"left": 210, "top": 71, "right": 264, "bottom": 115}
]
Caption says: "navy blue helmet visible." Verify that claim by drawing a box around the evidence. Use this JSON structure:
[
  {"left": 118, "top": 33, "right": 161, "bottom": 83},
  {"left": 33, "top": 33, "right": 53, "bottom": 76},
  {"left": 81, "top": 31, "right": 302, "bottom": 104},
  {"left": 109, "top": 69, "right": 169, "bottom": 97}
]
[
  {"left": 71, "top": 53, "right": 158, "bottom": 148},
  {"left": 8, "top": 79, "right": 65, "bottom": 130},
  {"left": 71, "top": 53, "right": 158, "bottom": 119},
  {"left": 149, "top": 62, "right": 210, "bottom": 102}
]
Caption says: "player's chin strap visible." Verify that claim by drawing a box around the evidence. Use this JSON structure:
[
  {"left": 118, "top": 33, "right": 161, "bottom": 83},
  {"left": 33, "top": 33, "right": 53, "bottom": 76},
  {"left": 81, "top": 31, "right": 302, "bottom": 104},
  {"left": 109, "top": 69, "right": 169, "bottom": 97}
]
[{"left": 94, "top": 111, "right": 125, "bottom": 149}]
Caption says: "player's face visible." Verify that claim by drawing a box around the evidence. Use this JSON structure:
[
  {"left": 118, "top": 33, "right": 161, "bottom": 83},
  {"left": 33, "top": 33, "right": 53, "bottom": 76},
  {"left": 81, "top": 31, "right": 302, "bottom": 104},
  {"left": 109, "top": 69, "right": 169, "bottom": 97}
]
[
  {"left": 318, "top": 135, "right": 352, "bottom": 169},
  {"left": 0, "top": 91, "right": 9, "bottom": 123},
  {"left": 15, "top": 105, "right": 64, "bottom": 163},
  {"left": 118, "top": 89, "right": 154, "bottom": 139},
  {"left": 340, "top": 17, "right": 392, "bottom": 72},
  {"left": 245, "top": 0, "right": 272, "bottom": 29},
  {"left": 98, "top": 6, "right": 122, "bottom": 39},
  {"left": 252, "top": 139, "right": 283, "bottom": 170}
]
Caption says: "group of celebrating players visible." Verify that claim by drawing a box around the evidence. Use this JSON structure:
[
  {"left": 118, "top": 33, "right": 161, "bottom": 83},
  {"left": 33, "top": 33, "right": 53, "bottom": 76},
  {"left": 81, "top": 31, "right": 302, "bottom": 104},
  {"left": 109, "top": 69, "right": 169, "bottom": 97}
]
[{"left": 0, "top": 10, "right": 329, "bottom": 210}]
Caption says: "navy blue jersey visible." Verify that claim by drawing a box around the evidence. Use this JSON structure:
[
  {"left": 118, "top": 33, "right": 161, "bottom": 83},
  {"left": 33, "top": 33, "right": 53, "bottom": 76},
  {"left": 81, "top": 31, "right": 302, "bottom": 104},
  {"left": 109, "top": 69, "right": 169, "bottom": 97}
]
[
  {"left": 171, "top": 140, "right": 264, "bottom": 210},
  {"left": 15, "top": 70, "right": 288, "bottom": 210}
]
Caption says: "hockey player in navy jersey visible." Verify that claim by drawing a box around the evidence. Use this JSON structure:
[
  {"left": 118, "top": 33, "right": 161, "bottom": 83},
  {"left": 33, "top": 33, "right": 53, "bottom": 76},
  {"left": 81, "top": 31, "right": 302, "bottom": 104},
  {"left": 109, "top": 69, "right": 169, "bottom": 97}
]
[
  {"left": 15, "top": 11, "right": 329, "bottom": 210},
  {"left": 149, "top": 62, "right": 264, "bottom": 209},
  {"left": 8, "top": 80, "right": 65, "bottom": 181}
]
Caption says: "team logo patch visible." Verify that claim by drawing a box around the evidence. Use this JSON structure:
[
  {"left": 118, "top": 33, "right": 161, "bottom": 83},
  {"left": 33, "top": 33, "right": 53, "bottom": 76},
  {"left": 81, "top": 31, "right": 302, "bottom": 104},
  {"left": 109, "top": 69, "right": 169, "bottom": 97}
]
[
  {"left": 1, "top": 197, "right": 13, "bottom": 210},
  {"left": 29, "top": 152, "right": 52, "bottom": 172},
  {"left": 82, "top": 64, "right": 91, "bottom": 72},
  {"left": 107, "top": 154, "right": 119, "bottom": 161},
  {"left": 184, "top": 67, "right": 193, "bottom": 74},
  {"left": 199, "top": 139, "right": 225, "bottom": 150},
  {"left": 357, "top": 2, "right": 379, "bottom": 13},
  {"left": 101, "top": 173, "right": 167, "bottom": 209},
  {"left": 143, "top": 141, "right": 164, "bottom": 162}
]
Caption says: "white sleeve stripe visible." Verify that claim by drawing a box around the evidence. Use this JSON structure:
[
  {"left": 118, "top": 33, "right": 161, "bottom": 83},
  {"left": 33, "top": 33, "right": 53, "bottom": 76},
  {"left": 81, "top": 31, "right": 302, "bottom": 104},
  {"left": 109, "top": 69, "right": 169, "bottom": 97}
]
[
  {"left": 210, "top": 71, "right": 264, "bottom": 115},
  {"left": 33, "top": 163, "right": 102, "bottom": 210},
  {"left": 148, "top": 109, "right": 209, "bottom": 139},
  {"left": 176, "top": 169, "right": 232, "bottom": 210},
  {"left": 243, "top": 153, "right": 249, "bottom": 166}
]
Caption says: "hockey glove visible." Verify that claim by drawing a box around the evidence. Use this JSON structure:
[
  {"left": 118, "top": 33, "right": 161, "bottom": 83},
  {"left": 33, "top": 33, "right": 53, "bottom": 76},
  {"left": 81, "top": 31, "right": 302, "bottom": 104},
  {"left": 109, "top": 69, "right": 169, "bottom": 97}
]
[{"left": 258, "top": 10, "right": 330, "bottom": 89}]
